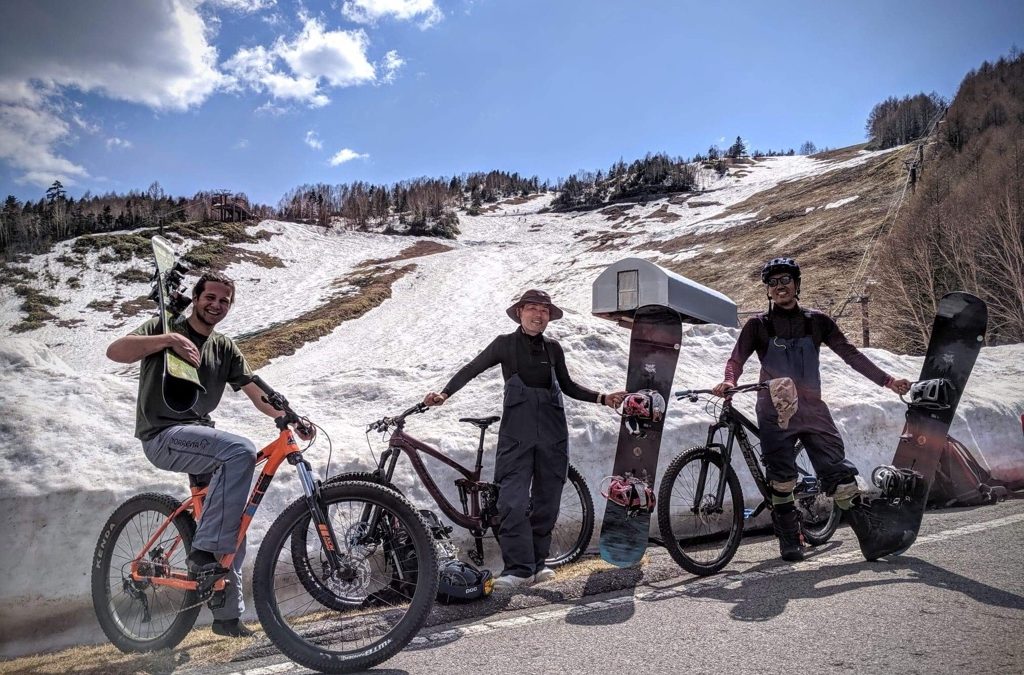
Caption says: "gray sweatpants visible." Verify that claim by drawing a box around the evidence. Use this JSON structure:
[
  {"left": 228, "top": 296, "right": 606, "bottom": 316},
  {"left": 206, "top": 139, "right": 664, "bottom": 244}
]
[{"left": 142, "top": 424, "right": 257, "bottom": 619}]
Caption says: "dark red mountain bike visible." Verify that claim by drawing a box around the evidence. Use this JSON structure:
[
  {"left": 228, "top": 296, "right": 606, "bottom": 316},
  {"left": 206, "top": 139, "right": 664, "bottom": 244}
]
[{"left": 328, "top": 403, "right": 595, "bottom": 569}]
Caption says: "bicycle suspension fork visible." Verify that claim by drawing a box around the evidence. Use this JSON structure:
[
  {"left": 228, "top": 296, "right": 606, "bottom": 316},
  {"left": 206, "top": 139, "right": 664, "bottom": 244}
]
[{"left": 289, "top": 453, "right": 345, "bottom": 574}]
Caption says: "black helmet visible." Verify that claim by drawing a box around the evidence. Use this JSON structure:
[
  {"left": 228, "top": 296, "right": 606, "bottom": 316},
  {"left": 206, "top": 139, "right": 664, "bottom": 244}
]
[
  {"left": 437, "top": 559, "right": 494, "bottom": 603},
  {"left": 761, "top": 257, "right": 801, "bottom": 284}
]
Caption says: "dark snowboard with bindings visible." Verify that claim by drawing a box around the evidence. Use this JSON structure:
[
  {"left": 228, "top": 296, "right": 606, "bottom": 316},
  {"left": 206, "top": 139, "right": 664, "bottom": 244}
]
[
  {"left": 849, "top": 291, "right": 987, "bottom": 560},
  {"left": 599, "top": 305, "right": 682, "bottom": 567},
  {"left": 150, "top": 235, "right": 205, "bottom": 412}
]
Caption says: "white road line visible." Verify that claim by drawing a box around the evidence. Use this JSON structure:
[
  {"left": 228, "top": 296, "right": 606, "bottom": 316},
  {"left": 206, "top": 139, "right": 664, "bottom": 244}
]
[{"left": 226, "top": 512, "right": 1024, "bottom": 674}]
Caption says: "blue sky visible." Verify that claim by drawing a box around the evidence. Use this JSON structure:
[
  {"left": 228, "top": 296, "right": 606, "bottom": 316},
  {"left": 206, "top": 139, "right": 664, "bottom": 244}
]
[{"left": 0, "top": 0, "right": 1020, "bottom": 207}]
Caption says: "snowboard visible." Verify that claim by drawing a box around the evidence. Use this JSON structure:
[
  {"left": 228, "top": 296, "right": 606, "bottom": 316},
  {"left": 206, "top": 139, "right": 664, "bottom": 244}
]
[
  {"left": 849, "top": 291, "right": 987, "bottom": 560},
  {"left": 150, "top": 235, "right": 204, "bottom": 412},
  {"left": 599, "top": 305, "right": 682, "bottom": 567}
]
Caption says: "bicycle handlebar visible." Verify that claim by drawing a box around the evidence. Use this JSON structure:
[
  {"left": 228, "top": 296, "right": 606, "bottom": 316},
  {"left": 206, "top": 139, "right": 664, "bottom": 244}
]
[
  {"left": 674, "top": 382, "right": 768, "bottom": 401},
  {"left": 367, "top": 402, "right": 428, "bottom": 433},
  {"left": 251, "top": 375, "right": 312, "bottom": 434}
]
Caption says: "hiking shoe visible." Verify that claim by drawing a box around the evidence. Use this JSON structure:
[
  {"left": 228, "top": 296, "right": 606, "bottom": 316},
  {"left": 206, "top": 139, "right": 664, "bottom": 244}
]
[
  {"left": 211, "top": 619, "right": 256, "bottom": 638},
  {"left": 492, "top": 573, "right": 534, "bottom": 590},
  {"left": 845, "top": 498, "right": 917, "bottom": 561},
  {"left": 771, "top": 508, "right": 805, "bottom": 562},
  {"left": 533, "top": 567, "right": 556, "bottom": 583}
]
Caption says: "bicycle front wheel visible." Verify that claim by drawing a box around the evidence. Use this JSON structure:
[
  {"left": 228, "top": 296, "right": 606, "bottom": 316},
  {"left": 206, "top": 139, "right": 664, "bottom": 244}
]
[
  {"left": 91, "top": 493, "right": 200, "bottom": 652},
  {"left": 253, "top": 481, "right": 438, "bottom": 674},
  {"left": 545, "top": 464, "right": 595, "bottom": 567},
  {"left": 657, "top": 447, "right": 744, "bottom": 576}
]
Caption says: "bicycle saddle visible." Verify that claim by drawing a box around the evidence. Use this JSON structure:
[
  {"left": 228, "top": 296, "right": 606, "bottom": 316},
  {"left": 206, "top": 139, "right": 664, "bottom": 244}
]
[{"left": 458, "top": 416, "right": 501, "bottom": 429}]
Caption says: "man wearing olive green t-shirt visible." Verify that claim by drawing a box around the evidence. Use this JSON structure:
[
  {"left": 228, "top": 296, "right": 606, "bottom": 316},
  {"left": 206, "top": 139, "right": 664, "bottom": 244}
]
[{"left": 107, "top": 271, "right": 313, "bottom": 638}]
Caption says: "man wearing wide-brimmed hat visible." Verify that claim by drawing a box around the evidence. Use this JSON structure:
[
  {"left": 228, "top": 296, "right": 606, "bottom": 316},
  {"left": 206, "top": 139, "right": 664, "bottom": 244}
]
[{"left": 424, "top": 289, "right": 625, "bottom": 590}]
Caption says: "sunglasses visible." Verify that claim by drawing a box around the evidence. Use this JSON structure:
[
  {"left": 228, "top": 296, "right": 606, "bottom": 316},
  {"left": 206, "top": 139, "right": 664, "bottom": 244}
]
[{"left": 766, "top": 275, "right": 794, "bottom": 287}]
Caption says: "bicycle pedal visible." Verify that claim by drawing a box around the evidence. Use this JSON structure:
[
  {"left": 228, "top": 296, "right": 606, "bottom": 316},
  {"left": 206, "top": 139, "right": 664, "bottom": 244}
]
[
  {"left": 192, "top": 566, "right": 230, "bottom": 596},
  {"left": 206, "top": 590, "right": 227, "bottom": 611}
]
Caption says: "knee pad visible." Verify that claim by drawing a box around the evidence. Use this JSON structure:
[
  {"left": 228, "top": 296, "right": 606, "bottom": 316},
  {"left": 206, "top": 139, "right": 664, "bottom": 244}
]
[
  {"left": 832, "top": 476, "right": 865, "bottom": 509},
  {"left": 770, "top": 479, "right": 798, "bottom": 494}
]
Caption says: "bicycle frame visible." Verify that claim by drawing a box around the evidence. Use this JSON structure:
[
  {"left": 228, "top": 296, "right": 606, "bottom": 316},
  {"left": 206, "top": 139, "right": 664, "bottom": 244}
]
[
  {"left": 377, "top": 426, "right": 494, "bottom": 533},
  {"left": 696, "top": 395, "right": 818, "bottom": 521},
  {"left": 128, "top": 425, "right": 339, "bottom": 594}
]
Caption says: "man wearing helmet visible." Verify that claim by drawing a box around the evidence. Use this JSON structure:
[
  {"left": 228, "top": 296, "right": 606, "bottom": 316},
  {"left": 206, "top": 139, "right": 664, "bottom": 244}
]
[
  {"left": 424, "top": 289, "right": 626, "bottom": 589},
  {"left": 712, "top": 258, "right": 911, "bottom": 562}
]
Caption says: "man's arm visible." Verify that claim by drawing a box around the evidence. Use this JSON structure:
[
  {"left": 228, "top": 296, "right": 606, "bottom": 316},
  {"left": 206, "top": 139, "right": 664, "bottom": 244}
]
[
  {"left": 242, "top": 382, "right": 284, "bottom": 418},
  {"left": 424, "top": 336, "right": 504, "bottom": 406},
  {"left": 550, "top": 341, "right": 605, "bottom": 403},
  {"left": 820, "top": 315, "right": 911, "bottom": 394},
  {"left": 713, "top": 319, "right": 759, "bottom": 396},
  {"left": 106, "top": 328, "right": 200, "bottom": 367}
]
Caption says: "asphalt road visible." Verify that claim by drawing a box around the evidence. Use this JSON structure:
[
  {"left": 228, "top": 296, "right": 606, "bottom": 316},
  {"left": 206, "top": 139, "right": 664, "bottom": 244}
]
[{"left": 197, "top": 500, "right": 1024, "bottom": 675}]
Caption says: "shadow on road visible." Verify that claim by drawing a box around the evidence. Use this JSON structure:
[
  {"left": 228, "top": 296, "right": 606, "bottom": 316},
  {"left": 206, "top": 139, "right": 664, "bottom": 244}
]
[{"left": 640, "top": 555, "right": 1024, "bottom": 622}]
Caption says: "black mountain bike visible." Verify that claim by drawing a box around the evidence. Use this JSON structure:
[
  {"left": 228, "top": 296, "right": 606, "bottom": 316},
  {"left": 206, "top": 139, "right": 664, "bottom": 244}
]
[{"left": 656, "top": 382, "right": 841, "bottom": 576}]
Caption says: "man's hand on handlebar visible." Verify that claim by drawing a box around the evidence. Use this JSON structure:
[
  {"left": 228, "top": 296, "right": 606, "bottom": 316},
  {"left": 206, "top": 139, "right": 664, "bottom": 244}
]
[
  {"left": 711, "top": 381, "right": 735, "bottom": 397},
  {"left": 423, "top": 391, "right": 448, "bottom": 407}
]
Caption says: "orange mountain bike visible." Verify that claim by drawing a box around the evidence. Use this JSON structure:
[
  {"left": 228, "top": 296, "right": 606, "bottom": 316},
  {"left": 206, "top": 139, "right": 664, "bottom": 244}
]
[{"left": 91, "top": 377, "right": 438, "bottom": 673}]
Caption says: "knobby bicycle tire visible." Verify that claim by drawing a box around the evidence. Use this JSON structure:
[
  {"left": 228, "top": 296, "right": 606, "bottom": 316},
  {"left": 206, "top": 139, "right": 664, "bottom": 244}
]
[
  {"left": 253, "top": 481, "right": 438, "bottom": 673},
  {"left": 545, "top": 464, "right": 595, "bottom": 567},
  {"left": 292, "top": 472, "right": 406, "bottom": 611},
  {"left": 91, "top": 493, "right": 201, "bottom": 652},
  {"left": 657, "top": 447, "right": 744, "bottom": 576}
]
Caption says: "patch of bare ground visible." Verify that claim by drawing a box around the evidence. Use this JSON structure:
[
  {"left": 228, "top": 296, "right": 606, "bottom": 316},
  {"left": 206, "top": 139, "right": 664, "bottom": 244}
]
[
  {"left": 642, "top": 146, "right": 906, "bottom": 339},
  {"left": 646, "top": 204, "right": 681, "bottom": 223},
  {"left": 360, "top": 240, "right": 453, "bottom": 267},
  {"left": 0, "top": 623, "right": 261, "bottom": 674},
  {"left": 811, "top": 142, "right": 869, "bottom": 161},
  {"left": 115, "top": 295, "right": 153, "bottom": 320},
  {"left": 502, "top": 194, "right": 542, "bottom": 206},
  {"left": 237, "top": 264, "right": 415, "bottom": 370},
  {"left": 688, "top": 200, "right": 722, "bottom": 208},
  {"left": 579, "top": 230, "right": 635, "bottom": 252},
  {"left": 598, "top": 204, "right": 635, "bottom": 220}
]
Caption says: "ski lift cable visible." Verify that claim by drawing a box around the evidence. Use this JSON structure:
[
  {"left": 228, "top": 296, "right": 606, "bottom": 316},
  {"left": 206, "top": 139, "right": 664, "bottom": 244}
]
[{"left": 832, "top": 106, "right": 947, "bottom": 319}]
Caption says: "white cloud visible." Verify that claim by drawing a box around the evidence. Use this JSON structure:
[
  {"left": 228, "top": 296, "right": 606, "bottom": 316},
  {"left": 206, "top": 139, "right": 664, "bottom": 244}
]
[
  {"left": 105, "top": 137, "right": 133, "bottom": 151},
  {"left": 342, "top": 0, "right": 443, "bottom": 29},
  {"left": 0, "top": 91, "right": 89, "bottom": 188},
  {"left": 0, "top": 0, "right": 227, "bottom": 186},
  {"left": 254, "top": 101, "right": 291, "bottom": 116},
  {"left": 207, "top": 0, "right": 277, "bottom": 12},
  {"left": 234, "top": 138, "right": 249, "bottom": 149},
  {"left": 225, "top": 17, "right": 375, "bottom": 107},
  {"left": 305, "top": 130, "right": 323, "bottom": 150},
  {"left": 381, "top": 50, "right": 405, "bottom": 84},
  {"left": 329, "top": 148, "right": 369, "bottom": 166}
]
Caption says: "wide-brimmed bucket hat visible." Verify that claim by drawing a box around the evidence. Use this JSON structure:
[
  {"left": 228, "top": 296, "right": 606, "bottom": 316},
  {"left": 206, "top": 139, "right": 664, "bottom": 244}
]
[{"left": 505, "top": 289, "right": 564, "bottom": 322}]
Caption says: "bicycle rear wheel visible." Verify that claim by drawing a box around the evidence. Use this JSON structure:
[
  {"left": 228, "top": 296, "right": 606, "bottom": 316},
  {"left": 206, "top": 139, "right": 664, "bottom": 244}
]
[
  {"left": 253, "top": 481, "right": 438, "bottom": 674},
  {"left": 656, "top": 447, "right": 744, "bottom": 576},
  {"left": 545, "top": 464, "right": 595, "bottom": 567},
  {"left": 91, "top": 493, "right": 200, "bottom": 652}
]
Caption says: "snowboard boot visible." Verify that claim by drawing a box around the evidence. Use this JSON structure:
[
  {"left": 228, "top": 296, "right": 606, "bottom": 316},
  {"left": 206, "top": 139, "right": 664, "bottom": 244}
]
[
  {"left": 771, "top": 507, "right": 805, "bottom": 562},
  {"left": 845, "top": 497, "right": 917, "bottom": 561}
]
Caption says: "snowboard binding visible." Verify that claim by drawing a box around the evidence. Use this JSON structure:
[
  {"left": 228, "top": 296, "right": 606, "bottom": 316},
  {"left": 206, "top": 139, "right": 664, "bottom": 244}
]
[
  {"left": 901, "top": 378, "right": 954, "bottom": 412},
  {"left": 601, "top": 473, "right": 656, "bottom": 516},
  {"left": 620, "top": 389, "right": 666, "bottom": 437},
  {"left": 149, "top": 259, "right": 193, "bottom": 317},
  {"left": 871, "top": 464, "right": 926, "bottom": 505}
]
